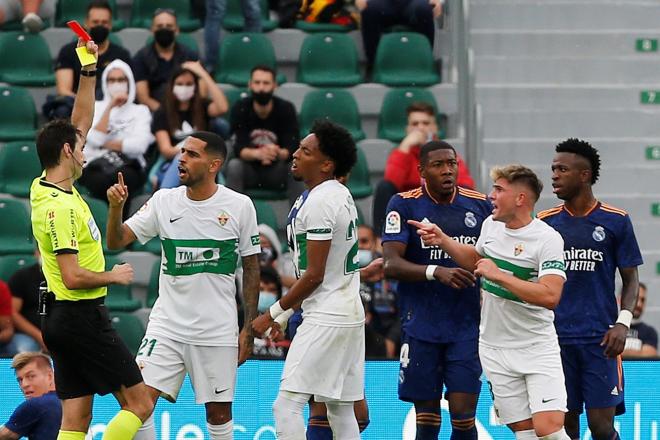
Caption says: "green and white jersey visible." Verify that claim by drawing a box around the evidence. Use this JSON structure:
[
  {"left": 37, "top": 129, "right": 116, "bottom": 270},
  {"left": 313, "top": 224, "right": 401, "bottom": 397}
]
[
  {"left": 126, "top": 185, "right": 260, "bottom": 346},
  {"left": 287, "top": 179, "right": 365, "bottom": 327},
  {"left": 475, "top": 216, "right": 566, "bottom": 349}
]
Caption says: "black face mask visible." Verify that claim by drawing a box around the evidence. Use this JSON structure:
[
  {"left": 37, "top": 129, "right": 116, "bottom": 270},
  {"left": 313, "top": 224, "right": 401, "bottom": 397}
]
[
  {"left": 89, "top": 25, "right": 109, "bottom": 44},
  {"left": 252, "top": 90, "right": 273, "bottom": 106},
  {"left": 154, "top": 28, "right": 175, "bottom": 47}
]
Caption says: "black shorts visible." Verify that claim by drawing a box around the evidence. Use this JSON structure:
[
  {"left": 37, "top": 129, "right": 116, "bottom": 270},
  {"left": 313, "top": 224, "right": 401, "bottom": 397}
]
[{"left": 42, "top": 297, "right": 143, "bottom": 400}]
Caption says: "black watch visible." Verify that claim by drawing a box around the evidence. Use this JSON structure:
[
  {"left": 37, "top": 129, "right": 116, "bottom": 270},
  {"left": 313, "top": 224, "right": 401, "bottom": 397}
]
[{"left": 80, "top": 69, "right": 97, "bottom": 77}]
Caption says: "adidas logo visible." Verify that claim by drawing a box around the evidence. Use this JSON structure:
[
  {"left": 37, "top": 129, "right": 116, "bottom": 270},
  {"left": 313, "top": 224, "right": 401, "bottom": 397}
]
[{"left": 611, "top": 386, "right": 619, "bottom": 396}]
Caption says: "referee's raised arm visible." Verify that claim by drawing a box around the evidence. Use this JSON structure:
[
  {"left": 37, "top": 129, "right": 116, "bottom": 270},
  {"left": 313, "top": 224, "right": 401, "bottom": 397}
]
[{"left": 70, "top": 39, "right": 98, "bottom": 139}]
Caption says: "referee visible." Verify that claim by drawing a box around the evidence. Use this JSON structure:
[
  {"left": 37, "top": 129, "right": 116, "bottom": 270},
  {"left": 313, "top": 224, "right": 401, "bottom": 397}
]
[{"left": 29, "top": 39, "right": 154, "bottom": 440}]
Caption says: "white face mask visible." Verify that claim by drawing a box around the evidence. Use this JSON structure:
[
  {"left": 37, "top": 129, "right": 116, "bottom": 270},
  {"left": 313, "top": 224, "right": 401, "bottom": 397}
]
[
  {"left": 107, "top": 81, "right": 128, "bottom": 98},
  {"left": 173, "top": 84, "right": 195, "bottom": 102}
]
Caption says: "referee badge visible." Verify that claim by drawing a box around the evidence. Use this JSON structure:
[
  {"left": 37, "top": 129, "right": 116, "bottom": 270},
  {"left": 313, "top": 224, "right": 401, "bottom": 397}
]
[
  {"left": 218, "top": 211, "right": 230, "bottom": 226},
  {"left": 514, "top": 243, "right": 524, "bottom": 256}
]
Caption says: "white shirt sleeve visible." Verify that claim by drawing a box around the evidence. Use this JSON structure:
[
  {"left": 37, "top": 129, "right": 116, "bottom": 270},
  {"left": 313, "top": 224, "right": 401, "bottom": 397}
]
[
  {"left": 475, "top": 216, "right": 492, "bottom": 256},
  {"left": 302, "top": 194, "right": 337, "bottom": 241},
  {"left": 238, "top": 198, "right": 261, "bottom": 257},
  {"left": 538, "top": 230, "right": 567, "bottom": 279},
  {"left": 125, "top": 191, "right": 161, "bottom": 244}
]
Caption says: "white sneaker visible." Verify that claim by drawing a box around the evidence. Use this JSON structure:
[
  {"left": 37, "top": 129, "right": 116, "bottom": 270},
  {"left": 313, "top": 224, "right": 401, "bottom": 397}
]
[{"left": 22, "top": 12, "right": 43, "bottom": 33}]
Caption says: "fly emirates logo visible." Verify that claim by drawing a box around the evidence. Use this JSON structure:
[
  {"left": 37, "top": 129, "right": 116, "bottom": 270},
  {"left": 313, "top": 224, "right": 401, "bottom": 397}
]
[
  {"left": 422, "top": 235, "right": 477, "bottom": 260},
  {"left": 563, "top": 247, "right": 603, "bottom": 272}
]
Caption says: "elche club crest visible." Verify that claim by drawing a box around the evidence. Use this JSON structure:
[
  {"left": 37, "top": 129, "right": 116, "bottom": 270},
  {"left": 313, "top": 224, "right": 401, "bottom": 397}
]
[
  {"left": 464, "top": 212, "right": 477, "bottom": 228},
  {"left": 514, "top": 242, "right": 524, "bottom": 256},
  {"left": 592, "top": 226, "right": 605, "bottom": 242},
  {"left": 218, "top": 211, "right": 230, "bottom": 226}
]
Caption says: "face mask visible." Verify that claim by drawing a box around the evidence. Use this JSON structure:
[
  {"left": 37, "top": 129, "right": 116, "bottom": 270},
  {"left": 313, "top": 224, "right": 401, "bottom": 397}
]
[
  {"left": 252, "top": 90, "right": 273, "bottom": 106},
  {"left": 358, "top": 249, "right": 373, "bottom": 268},
  {"left": 258, "top": 247, "right": 275, "bottom": 266},
  {"left": 154, "top": 28, "right": 175, "bottom": 47},
  {"left": 89, "top": 25, "right": 110, "bottom": 44},
  {"left": 173, "top": 84, "right": 195, "bottom": 102},
  {"left": 258, "top": 292, "right": 278, "bottom": 313},
  {"left": 107, "top": 81, "right": 128, "bottom": 98}
]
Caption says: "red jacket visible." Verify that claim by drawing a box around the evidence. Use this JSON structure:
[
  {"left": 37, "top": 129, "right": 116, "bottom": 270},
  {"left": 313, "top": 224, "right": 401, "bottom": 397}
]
[{"left": 384, "top": 145, "right": 475, "bottom": 191}]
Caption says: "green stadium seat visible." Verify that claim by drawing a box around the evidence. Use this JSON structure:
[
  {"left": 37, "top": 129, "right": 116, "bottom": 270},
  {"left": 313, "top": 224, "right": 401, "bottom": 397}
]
[
  {"left": 223, "top": 87, "right": 249, "bottom": 110},
  {"left": 253, "top": 200, "right": 278, "bottom": 231},
  {"left": 0, "top": 86, "right": 38, "bottom": 141},
  {"left": 0, "top": 32, "right": 55, "bottom": 86},
  {"left": 130, "top": 0, "right": 201, "bottom": 31},
  {"left": 104, "top": 255, "right": 142, "bottom": 312},
  {"left": 0, "top": 197, "right": 34, "bottom": 255},
  {"left": 0, "top": 254, "right": 36, "bottom": 282},
  {"left": 244, "top": 188, "right": 288, "bottom": 201},
  {"left": 82, "top": 195, "right": 120, "bottom": 255},
  {"left": 372, "top": 32, "right": 440, "bottom": 87},
  {"left": 346, "top": 146, "right": 372, "bottom": 199},
  {"left": 132, "top": 237, "right": 162, "bottom": 255},
  {"left": 55, "top": 0, "right": 125, "bottom": 29},
  {"left": 299, "top": 89, "right": 365, "bottom": 141},
  {"left": 297, "top": 33, "right": 362, "bottom": 87},
  {"left": 223, "top": 0, "right": 277, "bottom": 31},
  {"left": 355, "top": 203, "right": 365, "bottom": 226},
  {"left": 146, "top": 259, "right": 161, "bottom": 308},
  {"left": 377, "top": 88, "right": 445, "bottom": 142},
  {"left": 294, "top": 21, "right": 352, "bottom": 33},
  {"left": 213, "top": 33, "right": 286, "bottom": 86},
  {"left": 0, "top": 141, "right": 42, "bottom": 197},
  {"left": 145, "top": 32, "right": 199, "bottom": 54},
  {"left": 110, "top": 312, "right": 145, "bottom": 355}
]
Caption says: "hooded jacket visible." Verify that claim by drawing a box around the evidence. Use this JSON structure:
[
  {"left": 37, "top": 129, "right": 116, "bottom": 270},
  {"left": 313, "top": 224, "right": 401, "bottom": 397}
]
[{"left": 85, "top": 59, "right": 154, "bottom": 168}]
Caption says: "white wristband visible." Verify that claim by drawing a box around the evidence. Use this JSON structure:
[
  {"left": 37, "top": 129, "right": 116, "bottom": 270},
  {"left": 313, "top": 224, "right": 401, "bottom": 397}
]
[
  {"left": 616, "top": 309, "right": 633, "bottom": 328},
  {"left": 269, "top": 300, "right": 286, "bottom": 320},
  {"left": 274, "top": 308, "right": 295, "bottom": 328},
  {"left": 425, "top": 265, "right": 438, "bottom": 281}
]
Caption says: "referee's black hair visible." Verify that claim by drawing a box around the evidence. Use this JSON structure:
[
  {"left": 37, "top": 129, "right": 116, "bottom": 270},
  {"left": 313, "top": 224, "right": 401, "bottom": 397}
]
[
  {"left": 419, "top": 140, "right": 456, "bottom": 165},
  {"left": 310, "top": 119, "right": 357, "bottom": 178},
  {"left": 555, "top": 138, "right": 601, "bottom": 184},
  {"left": 36, "top": 119, "right": 81, "bottom": 170},
  {"left": 190, "top": 131, "right": 227, "bottom": 159}
]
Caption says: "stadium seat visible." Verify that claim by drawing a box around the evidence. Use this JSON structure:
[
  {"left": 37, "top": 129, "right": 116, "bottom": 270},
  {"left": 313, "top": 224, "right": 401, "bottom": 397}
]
[
  {"left": 378, "top": 88, "right": 445, "bottom": 142},
  {"left": 146, "top": 259, "right": 161, "bottom": 308},
  {"left": 223, "top": 87, "right": 249, "bottom": 109},
  {"left": 110, "top": 312, "right": 145, "bottom": 355},
  {"left": 355, "top": 204, "right": 365, "bottom": 226},
  {"left": 130, "top": 0, "right": 201, "bottom": 31},
  {"left": 294, "top": 21, "right": 352, "bottom": 33},
  {"left": 0, "top": 32, "right": 55, "bottom": 86},
  {"left": 254, "top": 200, "right": 278, "bottom": 231},
  {"left": 0, "top": 86, "right": 38, "bottom": 141},
  {"left": 346, "top": 146, "right": 372, "bottom": 199},
  {"left": 104, "top": 256, "right": 142, "bottom": 312},
  {"left": 55, "top": 0, "right": 125, "bottom": 29},
  {"left": 145, "top": 32, "right": 199, "bottom": 54},
  {"left": 132, "top": 237, "right": 162, "bottom": 255},
  {"left": 244, "top": 188, "right": 288, "bottom": 201},
  {"left": 223, "top": 0, "right": 277, "bottom": 31},
  {"left": 82, "top": 195, "right": 119, "bottom": 255},
  {"left": 213, "top": 33, "right": 286, "bottom": 86},
  {"left": 297, "top": 33, "right": 362, "bottom": 87},
  {"left": 372, "top": 32, "right": 440, "bottom": 87},
  {"left": 0, "top": 254, "right": 36, "bottom": 282},
  {"left": 299, "top": 89, "right": 365, "bottom": 141},
  {"left": 0, "top": 197, "right": 34, "bottom": 255},
  {"left": 0, "top": 141, "right": 42, "bottom": 198}
]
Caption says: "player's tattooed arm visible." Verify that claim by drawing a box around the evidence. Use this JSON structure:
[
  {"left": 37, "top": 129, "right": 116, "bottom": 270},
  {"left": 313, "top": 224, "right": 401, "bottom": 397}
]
[
  {"left": 239, "top": 254, "right": 260, "bottom": 365},
  {"left": 602, "top": 267, "right": 640, "bottom": 358}
]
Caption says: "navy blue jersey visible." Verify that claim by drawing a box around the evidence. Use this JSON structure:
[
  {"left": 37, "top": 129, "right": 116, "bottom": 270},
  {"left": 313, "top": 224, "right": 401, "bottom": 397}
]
[
  {"left": 5, "top": 391, "right": 61, "bottom": 440},
  {"left": 538, "top": 202, "right": 643, "bottom": 344},
  {"left": 381, "top": 186, "right": 492, "bottom": 343}
]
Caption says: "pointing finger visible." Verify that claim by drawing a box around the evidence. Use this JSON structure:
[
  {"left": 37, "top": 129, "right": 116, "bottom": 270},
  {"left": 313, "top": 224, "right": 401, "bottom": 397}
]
[{"left": 118, "top": 172, "right": 125, "bottom": 187}]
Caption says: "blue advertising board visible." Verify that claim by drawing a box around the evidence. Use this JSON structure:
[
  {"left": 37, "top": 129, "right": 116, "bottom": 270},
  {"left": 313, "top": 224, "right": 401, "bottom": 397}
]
[{"left": 1, "top": 360, "right": 658, "bottom": 439}]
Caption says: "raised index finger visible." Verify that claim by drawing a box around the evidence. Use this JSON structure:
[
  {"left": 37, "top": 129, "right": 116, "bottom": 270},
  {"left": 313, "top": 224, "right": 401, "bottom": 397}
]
[
  {"left": 407, "top": 219, "right": 427, "bottom": 230},
  {"left": 117, "top": 171, "right": 125, "bottom": 187}
]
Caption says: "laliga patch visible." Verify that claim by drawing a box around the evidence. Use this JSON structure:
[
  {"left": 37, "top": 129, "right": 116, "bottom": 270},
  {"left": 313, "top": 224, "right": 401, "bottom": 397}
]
[{"left": 385, "top": 211, "right": 401, "bottom": 234}]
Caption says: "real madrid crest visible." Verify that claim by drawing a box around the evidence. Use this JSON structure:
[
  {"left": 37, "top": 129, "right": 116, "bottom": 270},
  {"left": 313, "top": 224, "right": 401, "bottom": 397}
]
[
  {"left": 464, "top": 212, "right": 477, "bottom": 228},
  {"left": 592, "top": 225, "right": 605, "bottom": 242},
  {"left": 218, "top": 211, "right": 230, "bottom": 226},
  {"left": 514, "top": 242, "right": 524, "bottom": 256}
]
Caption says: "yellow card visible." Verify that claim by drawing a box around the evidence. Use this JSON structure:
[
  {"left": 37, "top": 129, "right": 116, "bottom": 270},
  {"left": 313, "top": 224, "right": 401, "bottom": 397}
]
[{"left": 75, "top": 46, "right": 97, "bottom": 67}]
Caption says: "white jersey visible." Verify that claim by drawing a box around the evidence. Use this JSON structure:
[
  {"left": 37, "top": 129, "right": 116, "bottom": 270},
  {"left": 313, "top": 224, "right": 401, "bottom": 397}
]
[
  {"left": 126, "top": 185, "right": 260, "bottom": 346},
  {"left": 287, "top": 180, "right": 365, "bottom": 327},
  {"left": 475, "top": 216, "right": 566, "bottom": 349}
]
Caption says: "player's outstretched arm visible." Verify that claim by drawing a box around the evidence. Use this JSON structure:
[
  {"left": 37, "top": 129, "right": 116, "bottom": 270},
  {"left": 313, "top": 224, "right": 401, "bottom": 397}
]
[
  {"left": 70, "top": 39, "right": 98, "bottom": 139},
  {"left": 238, "top": 254, "right": 259, "bottom": 365},
  {"left": 602, "top": 267, "right": 640, "bottom": 358},
  {"left": 407, "top": 220, "right": 481, "bottom": 272},
  {"left": 106, "top": 172, "right": 138, "bottom": 250}
]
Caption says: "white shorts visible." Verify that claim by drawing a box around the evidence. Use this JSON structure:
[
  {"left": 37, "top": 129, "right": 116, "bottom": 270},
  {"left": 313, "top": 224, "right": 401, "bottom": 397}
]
[
  {"left": 135, "top": 332, "right": 237, "bottom": 404},
  {"left": 479, "top": 341, "right": 567, "bottom": 425},
  {"left": 281, "top": 321, "right": 365, "bottom": 402}
]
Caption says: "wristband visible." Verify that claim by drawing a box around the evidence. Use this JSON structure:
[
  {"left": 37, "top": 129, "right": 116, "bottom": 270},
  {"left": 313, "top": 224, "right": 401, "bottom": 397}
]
[
  {"left": 616, "top": 309, "right": 633, "bottom": 328},
  {"left": 269, "top": 300, "right": 286, "bottom": 320},
  {"left": 425, "top": 265, "right": 438, "bottom": 281},
  {"left": 80, "top": 69, "right": 97, "bottom": 77},
  {"left": 274, "top": 308, "right": 295, "bottom": 329}
]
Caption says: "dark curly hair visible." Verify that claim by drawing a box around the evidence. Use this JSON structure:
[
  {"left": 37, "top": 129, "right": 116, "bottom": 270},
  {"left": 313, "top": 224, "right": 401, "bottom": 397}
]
[
  {"left": 311, "top": 119, "right": 357, "bottom": 178},
  {"left": 555, "top": 138, "right": 601, "bottom": 184}
]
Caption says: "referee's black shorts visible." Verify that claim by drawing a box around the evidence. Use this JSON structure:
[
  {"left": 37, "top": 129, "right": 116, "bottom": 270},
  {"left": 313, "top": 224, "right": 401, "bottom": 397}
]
[{"left": 42, "top": 297, "right": 143, "bottom": 400}]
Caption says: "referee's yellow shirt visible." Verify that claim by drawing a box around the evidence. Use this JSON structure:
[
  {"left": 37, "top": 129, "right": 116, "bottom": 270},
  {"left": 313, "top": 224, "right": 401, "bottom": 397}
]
[{"left": 30, "top": 175, "right": 106, "bottom": 301}]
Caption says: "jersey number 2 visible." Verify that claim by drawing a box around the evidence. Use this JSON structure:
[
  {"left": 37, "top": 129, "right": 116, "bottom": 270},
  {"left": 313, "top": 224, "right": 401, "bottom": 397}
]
[{"left": 345, "top": 218, "right": 359, "bottom": 274}]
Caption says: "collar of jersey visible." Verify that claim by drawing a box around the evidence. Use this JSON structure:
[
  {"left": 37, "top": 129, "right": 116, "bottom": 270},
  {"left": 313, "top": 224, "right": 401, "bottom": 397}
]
[
  {"left": 562, "top": 200, "right": 600, "bottom": 217},
  {"left": 39, "top": 178, "right": 73, "bottom": 194},
  {"left": 423, "top": 183, "right": 457, "bottom": 204}
]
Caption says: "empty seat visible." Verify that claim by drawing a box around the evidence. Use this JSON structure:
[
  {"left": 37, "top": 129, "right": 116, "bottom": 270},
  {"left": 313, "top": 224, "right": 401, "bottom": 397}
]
[
  {"left": 378, "top": 88, "right": 442, "bottom": 142},
  {"left": 223, "top": 87, "right": 249, "bottom": 109},
  {"left": 0, "top": 32, "right": 55, "bottom": 86},
  {"left": 297, "top": 33, "right": 362, "bottom": 87},
  {"left": 0, "top": 254, "right": 36, "bottom": 282},
  {"left": 0, "top": 86, "right": 38, "bottom": 141},
  {"left": 130, "top": 0, "right": 201, "bottom": 31},
  {"left": 146, "top": 259, "right": 161, "bottom": 308},
  {"left": 0, "top": 141, "right": 42, "bottom": 197},
  {"left": 104, "top": 255, "right": 142, "bottom": 312},
  {"left": 299, "top": 89, "right": 365, "bottom": 141},
  {"left": 55, "top": 0, "right": 125, "bottom": 29},
  {"left": 373, "top": 32, "right": 440, "bottom": 86},
  {"left": 213, "top": 33, "right": 286, "bottom": 86},
  {"left": 111, "top": 312, "right": 145, "bottom": 355},
  {"left": 346, "top": 146, "right": 372, "bottom": 199},
  {"left": 254, "top": 200, "right": 278, "bottom": 231},
  {"left": 0, "top": 197, "right": 34, "bottom": 255},
  {"left": 223, "top": 0, "right": 277, "bottom": 31}
]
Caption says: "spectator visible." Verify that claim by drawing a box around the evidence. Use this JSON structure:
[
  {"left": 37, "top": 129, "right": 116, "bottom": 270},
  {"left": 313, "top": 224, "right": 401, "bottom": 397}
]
[
  {"left": 372, "top": 102, "right": 475, "bottom": 234},
  {"left": 47, "top": 0, "right": 131, "bottom": 120},
  {"left": 0, "top": 279, "right": 15, "bottom": 356},
  {"left": 0, "top": 0, "right": 54, "bottom": 33},
  {"left": 623, "top": 282, "right": 658, "bottom": 358},
  {"left": 151, "top": 63, "right": 229, "bottom": 189},
  {"left": 8, "top": 250, "right": 46, "bottom": 353},
  {"left": 0, "top": 352, "right": 61, "bottom": 440},
  {"left": 226, "top": 65, "right": 299, "bottom": 197},
  {"left": 258, "top": 223, "right": 297, "bottom": 289},
  {"left": 203, "top": 0, "right": 262, "bottom": 73},
  {"left": 78, "top": 60, "right": 153, "bottom": 213},
  {"left": 356, "top": 0, "right": 442, "bottom": 74},
  {"left": 253, "top": 266, "right": 288, "bottom": 358},
  {"left": 133, "top": 8, "right": 199, "bottom": 112}
]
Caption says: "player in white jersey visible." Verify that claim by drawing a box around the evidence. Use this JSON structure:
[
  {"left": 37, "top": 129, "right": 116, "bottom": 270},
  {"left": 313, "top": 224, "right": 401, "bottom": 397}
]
[
  {"left": 252, "top": 120, "right": 365, "bottom": 440},
  {"left": 105, "top": 132, "right": 261, "bottom": 440},
  {"left": 410, "top": 165, "right": 571, "bottom": 440}
]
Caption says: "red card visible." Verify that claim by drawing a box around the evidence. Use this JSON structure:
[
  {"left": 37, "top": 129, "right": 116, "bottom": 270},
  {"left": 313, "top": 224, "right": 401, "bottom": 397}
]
[{"left": 67, "top": 20, "right": 91, "bottom": 42}]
